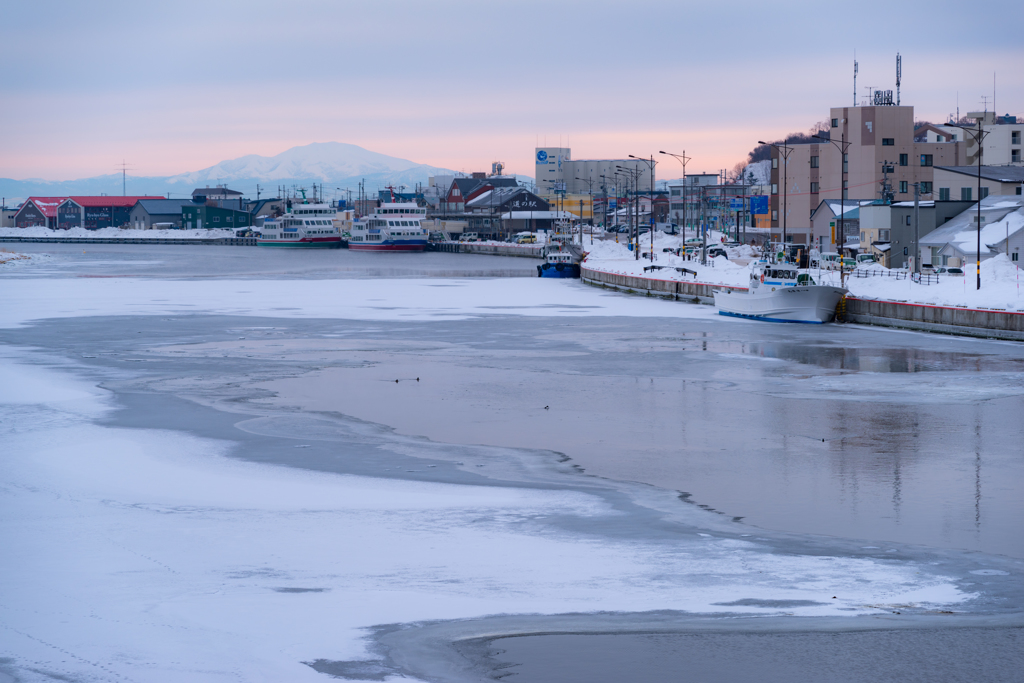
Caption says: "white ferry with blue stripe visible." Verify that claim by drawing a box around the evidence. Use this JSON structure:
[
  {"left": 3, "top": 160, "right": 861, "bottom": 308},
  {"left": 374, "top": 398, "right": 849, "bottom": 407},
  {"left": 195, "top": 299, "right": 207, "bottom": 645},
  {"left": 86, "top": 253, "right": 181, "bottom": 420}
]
[
  {"left": 349, "top": 202, "right": 428, "bottom": 252},
  {"left": 257, "top": 202, "right": 342, "bottom": 248},
  {"left": 713, "top": 261, "right": 847, "bottom": 323}
]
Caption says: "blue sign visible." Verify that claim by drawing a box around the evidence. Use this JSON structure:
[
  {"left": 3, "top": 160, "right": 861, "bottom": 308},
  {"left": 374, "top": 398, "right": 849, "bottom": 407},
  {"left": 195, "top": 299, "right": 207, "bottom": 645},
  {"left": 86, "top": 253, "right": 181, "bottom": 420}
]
[
  {"left": 536, "top": 150, "right": 548, "bottom": 162},
  {"left": 729, "top": 198, "right": 744, "bottom": 211},
  {"left": 750, "top": 195, "right": 769, "bottom": 215}
]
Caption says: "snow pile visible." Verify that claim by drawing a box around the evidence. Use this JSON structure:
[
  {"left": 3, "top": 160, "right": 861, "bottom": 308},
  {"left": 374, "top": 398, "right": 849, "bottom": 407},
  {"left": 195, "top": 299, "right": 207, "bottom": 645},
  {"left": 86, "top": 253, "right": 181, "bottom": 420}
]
[
  {"left": 584, "top": 231, "right": 751, "bottom": 287},
  {"left": 847, "top": 254, "right": 1024, "bottom": 310},
  {"left": 0, "top": 226, "right": 234, "bottom": 239},
  {"left": 0, "top": 249, "right": 30, "bottom": 265}
]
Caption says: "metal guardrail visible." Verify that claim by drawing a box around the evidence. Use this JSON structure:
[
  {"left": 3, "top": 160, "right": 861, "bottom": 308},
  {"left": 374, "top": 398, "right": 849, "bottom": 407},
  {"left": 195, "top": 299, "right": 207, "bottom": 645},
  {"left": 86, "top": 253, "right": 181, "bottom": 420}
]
[{"left": 849, "top": 269, "right": 940, "bottom": 285}]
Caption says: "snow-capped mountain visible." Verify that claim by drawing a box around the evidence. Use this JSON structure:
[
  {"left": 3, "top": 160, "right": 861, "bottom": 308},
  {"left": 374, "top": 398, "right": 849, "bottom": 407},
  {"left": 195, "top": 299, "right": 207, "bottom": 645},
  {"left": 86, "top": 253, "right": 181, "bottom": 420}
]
[
  {"left": 163, "top": 142, "right": 451, "bottom": 187},
  {"left": 0, "top": 143, "right": 456, "bottom": 202}
]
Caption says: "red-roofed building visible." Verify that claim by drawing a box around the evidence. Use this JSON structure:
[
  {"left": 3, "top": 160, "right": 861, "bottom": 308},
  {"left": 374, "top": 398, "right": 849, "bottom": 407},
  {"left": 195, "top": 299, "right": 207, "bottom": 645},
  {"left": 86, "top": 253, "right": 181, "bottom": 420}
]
[{"left": 14, "top": 196, "right": 164, "bottom": 229}]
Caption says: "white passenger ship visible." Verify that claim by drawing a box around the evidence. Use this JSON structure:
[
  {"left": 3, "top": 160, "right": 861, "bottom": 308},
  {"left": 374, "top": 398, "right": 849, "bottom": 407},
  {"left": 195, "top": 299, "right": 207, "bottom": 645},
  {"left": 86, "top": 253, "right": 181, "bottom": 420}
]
[
  {"left": 257, "top": 202, "right": 342, "bottom": 248},
  {"left": 713, "top": 261, "right": 847, "bottom": 323},
  {"left": 349, "top": 202, "right": 428, "bottom": 252}
]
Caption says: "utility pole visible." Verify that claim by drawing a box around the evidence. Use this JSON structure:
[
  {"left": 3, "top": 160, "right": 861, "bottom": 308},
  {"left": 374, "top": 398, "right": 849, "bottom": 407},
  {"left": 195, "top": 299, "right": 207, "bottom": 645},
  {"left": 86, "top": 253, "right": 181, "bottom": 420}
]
[
  {"left": 957, "top": 122, "right": 991, "bottom": 289},
  {"left": 912, "top": 181, "right": 921, "bottom": 275}
]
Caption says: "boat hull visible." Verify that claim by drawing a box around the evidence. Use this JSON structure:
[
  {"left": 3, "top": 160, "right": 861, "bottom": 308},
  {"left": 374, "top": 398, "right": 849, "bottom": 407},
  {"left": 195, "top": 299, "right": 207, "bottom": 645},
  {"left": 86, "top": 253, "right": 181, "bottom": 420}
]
[
  {"left": 348, "top": 241, "right": 427, "bottom": 252},
  {"left": 256, "top": 237, "right": 342, "bottom": 248},
  {"left": 714, "top": 285, "right": 847, "bottom": 323},
  {"left": 538, "top": 262, "right": 580, "bottom": 278}
]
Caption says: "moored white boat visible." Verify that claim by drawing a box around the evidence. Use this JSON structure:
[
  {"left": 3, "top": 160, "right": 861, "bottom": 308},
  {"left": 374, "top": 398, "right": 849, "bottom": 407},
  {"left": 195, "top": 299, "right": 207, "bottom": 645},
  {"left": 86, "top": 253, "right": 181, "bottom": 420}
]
[
  {"left": 349, "top": 202, "right": 428, "bottom": 252},
  {"left": 713, "top": 262, "right": 847, "bottom": 324},
  {"left": 257, "top": 202, "right": 342, "bottom": 248}
]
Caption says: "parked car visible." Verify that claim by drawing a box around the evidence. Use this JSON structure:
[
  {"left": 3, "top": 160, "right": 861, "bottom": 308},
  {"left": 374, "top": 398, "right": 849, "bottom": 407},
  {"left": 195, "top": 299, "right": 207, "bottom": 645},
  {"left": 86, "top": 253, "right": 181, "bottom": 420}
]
[
  {"left": 516, "top": 234, "right": 537, "bottom": 244},
  {"left": 706, "top": 246, "right": 728, "bottom": 259},
  {"left": 935, "top": 266, "right": 964, "bottom": 275},
  {"left": 460, "top": 232, "right": 479, "bottom": 242},
  {"left": 815, "top": 252, "right": 843, "bottom": 270},
  {"left": 856, "top": 253, "right": 878, "bottom": 266}
]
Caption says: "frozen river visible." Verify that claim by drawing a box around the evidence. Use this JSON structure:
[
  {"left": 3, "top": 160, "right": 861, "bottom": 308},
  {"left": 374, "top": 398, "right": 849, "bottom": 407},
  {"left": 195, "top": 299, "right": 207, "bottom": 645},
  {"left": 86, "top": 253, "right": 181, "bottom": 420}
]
[{"left": 1, "top": 244, "right": 1022, "bottom": 682}]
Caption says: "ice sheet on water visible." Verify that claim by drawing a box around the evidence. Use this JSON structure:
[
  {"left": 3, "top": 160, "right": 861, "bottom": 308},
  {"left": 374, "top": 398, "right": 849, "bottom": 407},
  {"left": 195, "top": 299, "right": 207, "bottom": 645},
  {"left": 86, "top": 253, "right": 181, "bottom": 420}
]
[{"left": 0, "top": 334, "right": 984, "bottom": 682}]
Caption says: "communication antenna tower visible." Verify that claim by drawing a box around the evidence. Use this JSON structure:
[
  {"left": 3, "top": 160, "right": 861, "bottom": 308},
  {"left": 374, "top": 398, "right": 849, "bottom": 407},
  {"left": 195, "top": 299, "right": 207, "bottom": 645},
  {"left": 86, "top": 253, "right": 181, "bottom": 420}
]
[
  {"left": 115, "top": 160, "right": 134, "bottom": 196},
  {"left": 853, "top": 58, "right": 858, "bottom": 107},
  {"left": 896, "top": 53, "right": 902, "bottom": 106}
]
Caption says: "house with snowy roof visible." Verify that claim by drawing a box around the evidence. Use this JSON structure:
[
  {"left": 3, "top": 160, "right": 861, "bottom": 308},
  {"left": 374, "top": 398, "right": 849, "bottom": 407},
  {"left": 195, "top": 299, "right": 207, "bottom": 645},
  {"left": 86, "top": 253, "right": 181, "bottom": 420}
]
[
  {"left": 809, "top": 199, "right": 875, "bottom": 253},
  {"left": 919, "top": 196, "right": 1024, "bottom": 268}
]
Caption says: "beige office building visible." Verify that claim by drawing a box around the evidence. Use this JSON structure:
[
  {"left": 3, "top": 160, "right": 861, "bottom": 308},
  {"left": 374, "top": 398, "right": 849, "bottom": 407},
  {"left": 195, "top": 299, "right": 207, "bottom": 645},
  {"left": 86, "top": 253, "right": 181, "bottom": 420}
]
[{"left": 770, "top": 105, "right": 965, "bottom": 249}]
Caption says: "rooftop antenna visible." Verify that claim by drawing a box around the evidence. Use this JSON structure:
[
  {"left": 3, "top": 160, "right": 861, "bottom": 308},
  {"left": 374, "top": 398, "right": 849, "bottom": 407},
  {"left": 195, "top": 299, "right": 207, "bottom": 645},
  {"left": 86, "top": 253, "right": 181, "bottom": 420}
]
[
  {"left": 895, "top": 53, "right": 901, "bottom": 106},
  {"left": 853, "top": 57, "right": 858, "bottom": 107},
  {"left": 981, "top": 95, "right": 990, "bottom": 113}
]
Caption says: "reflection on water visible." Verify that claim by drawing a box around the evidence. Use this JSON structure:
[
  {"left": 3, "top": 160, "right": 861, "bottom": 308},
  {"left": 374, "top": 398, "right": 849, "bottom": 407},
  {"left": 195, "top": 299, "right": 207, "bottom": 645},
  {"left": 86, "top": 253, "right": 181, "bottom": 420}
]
[{"left": 743, "top": 341, "right": 1024, "bottom": 373}]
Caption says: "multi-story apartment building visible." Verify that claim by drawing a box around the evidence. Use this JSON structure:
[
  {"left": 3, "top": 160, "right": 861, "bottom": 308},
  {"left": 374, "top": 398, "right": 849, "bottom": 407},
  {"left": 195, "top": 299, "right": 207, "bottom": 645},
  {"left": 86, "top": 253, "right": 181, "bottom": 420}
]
[
  {"left": 769, "top": 104, "right": 965, "bottom": 249},
  {"left": 534, "top": 147, "right": 652, "bottom": 198}
]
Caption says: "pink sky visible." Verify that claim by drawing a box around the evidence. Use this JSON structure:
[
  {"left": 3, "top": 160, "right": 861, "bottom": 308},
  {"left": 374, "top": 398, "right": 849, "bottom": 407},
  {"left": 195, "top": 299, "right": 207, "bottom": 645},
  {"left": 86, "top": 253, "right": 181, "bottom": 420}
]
[{"left": 2, "top": 1, "right": 1020, "bottom": 182}]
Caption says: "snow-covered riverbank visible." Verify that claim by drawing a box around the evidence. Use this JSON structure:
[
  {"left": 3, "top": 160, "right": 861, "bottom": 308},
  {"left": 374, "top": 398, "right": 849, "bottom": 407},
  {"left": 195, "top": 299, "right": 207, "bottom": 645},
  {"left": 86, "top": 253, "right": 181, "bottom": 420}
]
[{"left": 582, "top": 234, "right": 1024, "bottom": 311}]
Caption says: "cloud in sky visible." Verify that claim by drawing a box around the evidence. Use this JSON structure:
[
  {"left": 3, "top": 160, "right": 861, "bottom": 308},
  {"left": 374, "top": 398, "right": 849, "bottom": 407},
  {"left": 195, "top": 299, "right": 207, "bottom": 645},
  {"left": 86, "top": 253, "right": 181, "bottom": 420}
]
[{"left": 2, "top": 0, "right": 1021, "bottom": 181}]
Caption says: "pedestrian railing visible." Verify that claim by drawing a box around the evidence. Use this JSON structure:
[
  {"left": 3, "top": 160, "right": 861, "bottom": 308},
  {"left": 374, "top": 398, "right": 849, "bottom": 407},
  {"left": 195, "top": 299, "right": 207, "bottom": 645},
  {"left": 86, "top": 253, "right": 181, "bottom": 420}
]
[{"left": 849, "top": 269, "right": 940, "bottom": 285}]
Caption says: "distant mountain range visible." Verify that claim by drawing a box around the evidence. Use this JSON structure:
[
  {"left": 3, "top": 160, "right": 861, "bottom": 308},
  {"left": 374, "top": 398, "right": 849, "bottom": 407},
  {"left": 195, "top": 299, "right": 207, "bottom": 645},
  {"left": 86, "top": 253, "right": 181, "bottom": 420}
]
[{"left": 0, "top": 143, "right": 459, "bottom": 204}]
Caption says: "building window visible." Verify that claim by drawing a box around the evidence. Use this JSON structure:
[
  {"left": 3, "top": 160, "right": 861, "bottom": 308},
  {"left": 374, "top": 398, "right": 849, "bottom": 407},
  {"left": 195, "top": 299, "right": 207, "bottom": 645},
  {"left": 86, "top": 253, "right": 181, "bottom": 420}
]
[
  {"left": 921, "top": 182, "right": 933, "bottom": 194},
  {"left": 1017, "top": 187, "right": 1022, "bottom": 195},
  {"left": 1013, "top": 149, "right": 1021, "bottom": 163},
  {"left": 1012, "top": 131, "right": 1021, "bottom": 145},
  {"left": 882, "top": 138, "right": 894, "bottom": 146},
  {"left": 843, "top": 153, "right": 848, "bottom": 173},
  {"left": 772, "top": 210, "right": 778, "bottom": 220},
  {"left": 880, "top": 229, "right": 890, "bottom": 241},
  {"left": 810, "top": 156, "right": 819, "bottom": 168},
  {"left": 832, "top": 118, "right": 839, "bottom": 127},
  {"left": 899, "top": 154, "right": 908, "bottom": 166},
  {"left": 980, "top": 187, "right": 989, "bottom": 199},
  {"left": 962, "top": 187, "right": 972, "bottom": 201},
  {"left": 771, "top": 183, "right": 778, "bottom": 195},
  {"left": 899, "top": 181, "right": 908, "bottom": 194},
  {"left": 1013, "top": 252, "right": 1019, "bottom": 262},
  {"left": 213, "top": 216, "right": 220, "bottom": 222},
  {"left": 810, "top": 182, "right": 819, "bottom": 193},
  {"left": 920, "top": 154, "right": 933, "bottom": 167},
  {"left": 772, "top": 158, "right": 778, "bottom": 169},
  {"left": 939, "top": 188, "right": 950, "bottom": 201}
]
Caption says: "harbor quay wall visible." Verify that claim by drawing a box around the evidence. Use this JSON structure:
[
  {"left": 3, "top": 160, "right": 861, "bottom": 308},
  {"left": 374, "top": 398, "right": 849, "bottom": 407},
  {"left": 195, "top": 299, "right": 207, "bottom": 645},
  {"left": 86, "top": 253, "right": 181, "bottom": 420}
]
[
  {"left": 581, "top": 264, "right": 1024, "bottom": 341},
  {"left": 434, "top": 242, "right": 544, "bottom": 258},
  {"left": 0, "top": 236, "right": 258, "bottom": 246},
  {"left": 580, "top": 265, "right": 747, "bottom": 303},
  {"left": 844, "top": 297, "right": 1024, "bottom": 342}
]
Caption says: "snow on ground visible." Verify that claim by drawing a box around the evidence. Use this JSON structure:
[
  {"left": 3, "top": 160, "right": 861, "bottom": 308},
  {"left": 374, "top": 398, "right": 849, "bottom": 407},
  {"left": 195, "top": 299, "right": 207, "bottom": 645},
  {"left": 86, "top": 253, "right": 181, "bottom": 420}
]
[
  {"left": 584, "top": 232, "right": 755, "bottom": 287},
  {"left": 0, "top": 338, "right": 974, "bottom": 683},
  {"left": 584, "top": 231, "right": 1024, "bottom": 311},
  {"left": 0, "top": 226, "right": 234, "bottom": 239},
  {"left": 846, "top": 254, "right": 1024, "bottom": 310}
]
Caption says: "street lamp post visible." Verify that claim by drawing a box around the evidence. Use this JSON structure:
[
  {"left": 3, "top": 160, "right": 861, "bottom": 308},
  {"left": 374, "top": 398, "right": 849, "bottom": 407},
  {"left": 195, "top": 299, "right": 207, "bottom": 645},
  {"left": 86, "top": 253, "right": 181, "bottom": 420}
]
[
  {"left": 759, "top": 139, "right": 795, "bottom": 256},
  {"left": 811, "top": 133, "right": 853, "bottom": 269},
  {"left": 629, "top": 155, "right": 658, "bottom": 260},
  {"left": 660, "top": 151, "right": 691, "bottom": 237},
  {"left": 617, "top": 165, "right": 645, "bottom": 260}
]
